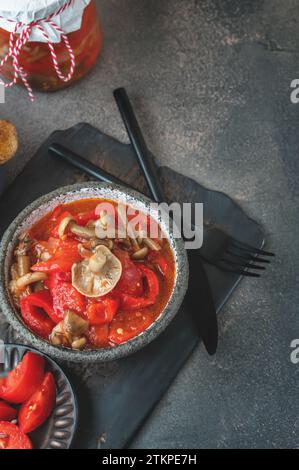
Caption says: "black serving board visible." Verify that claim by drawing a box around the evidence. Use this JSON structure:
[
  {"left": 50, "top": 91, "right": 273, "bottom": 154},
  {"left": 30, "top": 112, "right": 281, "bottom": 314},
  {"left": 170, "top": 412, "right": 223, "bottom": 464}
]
[{"left": 0, "top": 123, "right": 264, "bottom": 449}]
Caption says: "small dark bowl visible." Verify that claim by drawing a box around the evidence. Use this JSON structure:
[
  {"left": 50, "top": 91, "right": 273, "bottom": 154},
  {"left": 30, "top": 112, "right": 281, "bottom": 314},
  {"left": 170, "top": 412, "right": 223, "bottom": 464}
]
[
  {"left": 0, "top": 183, "right": 189, "bottom": 362},
  {"left": 0, "top": 343, "right": 77, "bottom": 449}
]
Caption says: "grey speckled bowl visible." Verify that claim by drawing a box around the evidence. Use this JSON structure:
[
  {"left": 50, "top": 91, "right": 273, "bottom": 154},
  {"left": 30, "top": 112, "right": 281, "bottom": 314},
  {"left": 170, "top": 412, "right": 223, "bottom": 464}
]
[{"left": 0, "top": 183, "right": 188, "bottom": 363}]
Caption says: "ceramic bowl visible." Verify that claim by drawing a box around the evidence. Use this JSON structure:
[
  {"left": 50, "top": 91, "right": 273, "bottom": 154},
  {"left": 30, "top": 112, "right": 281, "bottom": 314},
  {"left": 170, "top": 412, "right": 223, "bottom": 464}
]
[{"left": 0, "top": 183, "right": 188, "bottom": 362}]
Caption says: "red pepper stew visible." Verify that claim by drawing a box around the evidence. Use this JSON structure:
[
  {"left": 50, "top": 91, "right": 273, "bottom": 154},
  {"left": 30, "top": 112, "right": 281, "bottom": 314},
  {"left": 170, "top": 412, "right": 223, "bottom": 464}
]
[{"left": 9, "top": 198, "right": 175, "bottom": 349}]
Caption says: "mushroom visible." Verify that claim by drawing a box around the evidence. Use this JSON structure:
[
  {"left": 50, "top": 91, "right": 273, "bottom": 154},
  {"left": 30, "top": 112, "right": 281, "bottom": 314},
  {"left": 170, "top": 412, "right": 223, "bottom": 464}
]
[
  {"left": 143, "top": 237, "right": 161, "bottom": 251},
  {"left": 50, "top": 310, "right": 88, "bottom": 349},
  {"left": 15, "top": 272, "right": 47, "bottom": 289},
  {"left": 56, "top": 215, "right": 96, "bottom": 239},
  {"left": 71, "top": 245, "right": 122, "bottom": 298}
]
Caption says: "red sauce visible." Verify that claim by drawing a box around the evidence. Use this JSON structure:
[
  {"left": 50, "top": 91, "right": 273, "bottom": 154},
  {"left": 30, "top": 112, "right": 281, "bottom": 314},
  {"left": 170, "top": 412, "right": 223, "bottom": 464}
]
[
  {"left": 0, "top": 1, "right": 103, "bottom": 91},
  {"left": 11, "top": 198, "right": 175, "bottom": 350}
]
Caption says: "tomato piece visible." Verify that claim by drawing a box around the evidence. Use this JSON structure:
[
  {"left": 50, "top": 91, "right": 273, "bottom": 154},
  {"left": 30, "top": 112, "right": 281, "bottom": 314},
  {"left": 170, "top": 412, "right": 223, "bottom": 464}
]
[
  {"left": 51, "top": 281, "right": 86, "bottom": 319},
  {"left": 0, "top": 401, "right": 17, "bottom": 421},
  {"left": 109, "top": 310, "right": 154, "bottom": 344},
  {"left": 31, "top": 240, "right": 80, "bottom": 273},
  {"left": 19, "top": 372, "right": 56, "bottom": 434},
  {"left": 75, "top": 210, "right": 98, "bottom": 226},
  {"left": 20, "top": 293, "right": 56, "bottom": 339},
  {"left": 120, "top": 265, "right": 159, "bottom": 310},
  {"left": 0, "top": 352, "right": 45, "bottom": 404},
  {"left": 86, "top": 297, "right": 119, "bottom": 325},
  {"left": 0, "top": 422, "right": 32, "bottom": 449},
  {"left": 148, "top": 251, "right": 168, "bottom": 277},
  {"left": 113, "top": 248, "right": 143, "bottom": 296},
  {"left": 87, "top": 324, "right": 110, "bottom": 347}
]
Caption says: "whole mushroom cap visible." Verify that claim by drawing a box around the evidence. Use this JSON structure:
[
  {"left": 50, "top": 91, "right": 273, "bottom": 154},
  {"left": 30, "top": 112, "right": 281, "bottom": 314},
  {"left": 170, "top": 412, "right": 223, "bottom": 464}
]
[{"left": 71, "top": 245, "right": 122, "bottom": 298}]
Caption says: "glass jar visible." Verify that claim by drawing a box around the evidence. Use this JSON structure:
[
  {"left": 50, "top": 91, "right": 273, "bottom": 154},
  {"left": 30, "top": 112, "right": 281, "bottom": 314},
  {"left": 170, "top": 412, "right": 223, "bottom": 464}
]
[{"left": 0, "top": 0, "right": 103, "bottom": 91}]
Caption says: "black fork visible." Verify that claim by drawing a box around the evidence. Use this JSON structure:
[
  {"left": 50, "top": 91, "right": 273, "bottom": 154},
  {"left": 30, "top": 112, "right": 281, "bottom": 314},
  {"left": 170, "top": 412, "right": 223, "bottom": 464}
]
[
  {"left": 113, "top": 87, "right": 274, "bottom": 278},
  {"left": 200, "top": 227, "right": 274, "bottom": 277}
]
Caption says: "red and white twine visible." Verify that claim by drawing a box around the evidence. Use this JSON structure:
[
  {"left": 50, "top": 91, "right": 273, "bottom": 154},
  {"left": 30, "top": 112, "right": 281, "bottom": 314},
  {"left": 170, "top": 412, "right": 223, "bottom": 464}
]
[{"left": 0, "top": 0, "right": 76, "bottom": 101}]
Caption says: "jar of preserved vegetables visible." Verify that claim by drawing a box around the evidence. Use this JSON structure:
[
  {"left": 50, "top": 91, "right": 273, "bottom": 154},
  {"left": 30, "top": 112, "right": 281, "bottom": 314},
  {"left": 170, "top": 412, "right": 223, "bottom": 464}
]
[{"left": 0, "top": 0, "right": 103, "bottom": 99}]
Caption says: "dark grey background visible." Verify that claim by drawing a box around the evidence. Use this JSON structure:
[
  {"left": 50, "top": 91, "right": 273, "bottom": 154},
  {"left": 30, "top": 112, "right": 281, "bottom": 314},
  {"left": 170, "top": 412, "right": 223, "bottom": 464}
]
[{"left": 0, "top": 0, "right": 298, "bottom": 449}]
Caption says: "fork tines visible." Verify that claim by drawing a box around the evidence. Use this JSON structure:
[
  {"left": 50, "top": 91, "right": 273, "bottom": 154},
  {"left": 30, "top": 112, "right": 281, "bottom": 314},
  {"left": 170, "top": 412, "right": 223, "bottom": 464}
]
[{"left": 221, "top": 236, "right": 275, "bottom": 278}]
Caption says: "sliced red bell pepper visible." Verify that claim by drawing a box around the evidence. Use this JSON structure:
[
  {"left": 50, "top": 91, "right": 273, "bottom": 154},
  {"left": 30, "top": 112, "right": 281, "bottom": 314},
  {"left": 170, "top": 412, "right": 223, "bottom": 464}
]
[
  {"left": 120, "top": 265, "right": 159, "bottom": 310},
  {"left": 113, "top": 248, "right": 143, "bottom": 297},
  {"left": 86, "top": 297, "right": 119, "bottom": 325},
  {"left": 0, "top": 352, "right": 45, "bottom": 404},
  {"left": 45, "top": 271, "right": 72, "bottom": 292},
  {"left": 0, "top": 401, "right": 17, "bottom": 421},
  {"left": 31, "top": 240, "right": 80, "bottom": 273},
  {"left": 75, "top": 210, "right": 98, "bottom": 226},
  {"left": 51, "top": 281, "right": 86, "bottom": 319},
  {"left": 109, "top": 310, "right": 154, "bottom": 345},
  {"left": 20, "top": 293, "right": 56, "bottom": 338},
  {"left": 50, "top": 204, "right": 64, "bottom": 222},
  {"left": 87, "top": 324, "right": 110, "bottom": 348},
  {"left": 0, "top": 422, "right": 33, "bottom": 449},
  {"left": 148, "top": 251, "right": 168, "bottom": 277},
  {"left": 19, "top": 372, "right": 56, "bottom": 434}
]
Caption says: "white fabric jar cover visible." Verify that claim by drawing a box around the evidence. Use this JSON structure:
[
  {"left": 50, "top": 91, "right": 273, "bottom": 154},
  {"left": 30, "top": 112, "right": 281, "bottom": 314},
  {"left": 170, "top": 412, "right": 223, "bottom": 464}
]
[{"left": 0, "top": 0, "right": 91, "bottom": 43}]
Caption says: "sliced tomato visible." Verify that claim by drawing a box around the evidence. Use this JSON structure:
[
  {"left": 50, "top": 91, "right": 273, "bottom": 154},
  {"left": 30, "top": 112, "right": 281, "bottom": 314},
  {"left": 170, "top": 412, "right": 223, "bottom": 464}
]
[
  {"left": 87, "top": 324, "right": 110, "bottom": 348},
  {"left": 109, "top": 310, "right": 154, "bottom": 345},
  {"left": 0, "top": 352, "right": 45, "bottom": 404},
  {"left": 31, "top": 239, "right": 80, "bottom": 273},
  {"left": 19, "top": 372, "right": 56, "bottom": 434},
  {"left": 0, "top": 401, "right": 17, "bottom": 421},
  {"left": 113, "top": 248, "right": 143, "bottom": 296},
  {"left": 86, "top": 297, "right": 119, "bottom": 325},
  {"left": 0, "top": 422, "right": 32, "bottom": 449},
  {"left": 20, "top": 294, "right": 56, "bottom": 339},
  {"left": 120, "top": 265, "right": 159, "bottom": 310}
]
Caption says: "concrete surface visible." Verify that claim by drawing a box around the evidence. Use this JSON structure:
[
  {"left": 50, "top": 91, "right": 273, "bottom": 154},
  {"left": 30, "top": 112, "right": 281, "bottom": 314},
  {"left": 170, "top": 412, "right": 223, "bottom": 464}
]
[{"left": 1, "top": 0, "right": 299, "bottom": 448}]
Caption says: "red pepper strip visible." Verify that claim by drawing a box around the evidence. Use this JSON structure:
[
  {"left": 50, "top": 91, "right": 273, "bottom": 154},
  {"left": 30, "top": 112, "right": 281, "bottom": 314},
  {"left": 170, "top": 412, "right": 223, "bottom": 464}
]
[
  {"left": 31, "top": 240, "right": 80, "bottom": 273},
  {"left": 86, "top": 297, "right": 119, "bottom": 325},
  {"left": 113, "top": 248, "right": 143, "bottom": 297},
  {"left": 20, "top": 290, "right": 60, "bottom": 328},
  {"left": 51, "top": 281, "right": 86, "bottom": 319},
  {"left": 148, "top": 251, "right": 168, "bottom": 277},
  {"left": 20, "top": 292, "right": 56, "bottom": 337},
  {"left": 120, "top": 265, "right": 159, "bottom": 311},
  {"left": 50, "top": 204, "right": 64, "bottom": 222},
  {"left": 75, "top": 210, "right": 98, "bottom": 226}
]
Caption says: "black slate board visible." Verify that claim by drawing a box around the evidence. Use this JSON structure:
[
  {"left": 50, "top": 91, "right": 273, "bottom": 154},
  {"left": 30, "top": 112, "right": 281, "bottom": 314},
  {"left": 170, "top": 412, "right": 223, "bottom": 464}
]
[{"left": 0, "top": 123, "right": 264, "bottom": 449}]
